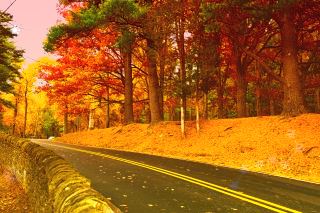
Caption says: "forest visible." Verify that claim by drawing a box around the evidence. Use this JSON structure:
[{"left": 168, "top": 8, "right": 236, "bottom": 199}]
[{"left": 1, "top": 0, "right": 320, "bottom": 138}]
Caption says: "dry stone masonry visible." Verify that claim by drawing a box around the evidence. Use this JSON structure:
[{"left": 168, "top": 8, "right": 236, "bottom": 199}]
[{"left": 0, "top": 133, "right": 121, "bottom": 213}]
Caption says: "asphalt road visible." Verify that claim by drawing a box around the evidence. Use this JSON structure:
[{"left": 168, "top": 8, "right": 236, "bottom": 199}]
[{"left": 32, "top": 139, "right": 320, "bottom": 213}]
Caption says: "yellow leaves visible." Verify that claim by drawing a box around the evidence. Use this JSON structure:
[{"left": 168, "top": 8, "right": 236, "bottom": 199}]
[
  {"left": 1, "top": 57, "right": 59, "bottom": 137},
  {"left": 59, "top": 114, "right": 320, "bottom": 183}
]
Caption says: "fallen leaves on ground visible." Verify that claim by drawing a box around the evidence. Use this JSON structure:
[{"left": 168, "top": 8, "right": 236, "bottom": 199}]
[
  {"left": 0, "top": 165, "right": 30, "bottom": 212},
  {"left": 59, "top": 114, "right": 320, "bottom": 183}
]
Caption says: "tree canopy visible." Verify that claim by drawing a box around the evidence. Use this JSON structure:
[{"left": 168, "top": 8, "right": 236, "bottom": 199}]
[
  {"left": 0, "top": 11, "right": 24, "bottom": 107},
  {"left": 39, "top": 0, "right": 320, "bottom": 131}
]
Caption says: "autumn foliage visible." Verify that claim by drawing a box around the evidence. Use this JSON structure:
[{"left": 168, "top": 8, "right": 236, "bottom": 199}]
[
  {"left": 59, "top": 114, "right": 320, "bottom": 183},
  {"left": 39, "top": 0, "right": 320, "bottom": 131},
  {"left": 1, "top": 0, "right": 319, "bottom": 136}
]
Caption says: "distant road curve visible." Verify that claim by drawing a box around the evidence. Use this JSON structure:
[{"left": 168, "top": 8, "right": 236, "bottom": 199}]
[{"left": 33, "top": 139, "right": 320, "bottom": 213}]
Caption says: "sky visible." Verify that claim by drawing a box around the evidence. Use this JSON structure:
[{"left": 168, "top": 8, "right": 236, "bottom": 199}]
[{"left": 0, "top": 0, "right": 61, "bottom": 64}]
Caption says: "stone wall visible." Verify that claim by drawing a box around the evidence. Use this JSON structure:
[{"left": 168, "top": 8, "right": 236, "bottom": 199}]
[{"left": 0, "top": 133, "right": 121, "bottom": 213}]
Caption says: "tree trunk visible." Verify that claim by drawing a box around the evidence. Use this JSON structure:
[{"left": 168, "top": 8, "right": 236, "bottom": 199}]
[
  {"left": 106, "top": 95, "right": 110, "bottom": 128},
  {"left": 146, "top": 39, "right": 161, "bottom": 123},
  {"left": 23, "top": 84, "right": 28, "bottom": 138},
  {"left": 315, "top": 88, "right": 320, "bottom": 113},
  {"left": 196, "top": 103, "right": 200, "bottom": 133},
  {"left": 203, "top": 92, "right": 208, "bottom": 119},
  {"left": 217, "top": 68, "right": 224, "bottom": 118},
  {"left": 234, "top": 45, "right": 247, "bottom": 118},
  {"left": 180, "top": 98, "right": 185, "bottom": 137},
  {"left": 145, "top": 103, "right": 151, "bottom": 123},
  {"left": 169, "top": 106, "right": 174, "bottom": 121},
  {"left": 159, "top": 39, "right": 167, "bottom": 120},
  {"left": 33, "top": 111, "right": 39, "bottom": 137},
  {"left": 159, "top": 62, "right": 164, "bottom": 120},
  {"left": 270, "top": 98, "right": 275, "bottom": 115},
  {"left": 123, "top": 49, "right": 134, "bottom": 124},
  {"left": 196, "top": 84, "right": 200, "bottom": 134},
  {"left": 279, "top": 8, "right": 306, "bottom": 116},
  {"left": 175, "top": 8, "right": 187, "bottom": 133},
  {"left": 217, "top": 90, "right": 224, "bottom": 118},
  {"left": 88, "top": 109, "right": 94, "bottom": 130},
  {"left": 63, "top": 106, "right": 69, "bottom": 134},
  {"left": 256, "top": 62, "right": 262, "bottom": 116},
  {"left": 236, "top": 73, "right": 247, "bottom": 117},
  {"left": 76, "top": 116, "right": 81, "bottom": 132},
  {"left": 196, "top": 64, "right": 200, "bottom": 133},
  {"left": 177, "top": 18, "right": 187, "bottom": 120},
  {"left": 12, "top": 95, "right": 19, "bottom": 135},
  {"left": 256, "top": 89, "right": 262, "bottom": 116}
]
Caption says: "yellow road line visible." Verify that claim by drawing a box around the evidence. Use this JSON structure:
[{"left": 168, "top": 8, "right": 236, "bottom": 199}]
[{"left": 46, "top": 143, "right": 302, "bottom": 213}]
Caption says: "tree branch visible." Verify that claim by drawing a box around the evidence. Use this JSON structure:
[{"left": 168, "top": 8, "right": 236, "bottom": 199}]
[{"left": 242, "top": 48, "right": 284, "bottom": 84}]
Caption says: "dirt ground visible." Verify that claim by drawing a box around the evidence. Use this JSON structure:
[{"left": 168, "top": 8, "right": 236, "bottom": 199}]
[
  {"left": 0, "top": 165, "right": 30, "bottom": 212},
  {"left": 59, "top": 114, "right": 320, "bottom": 183}
]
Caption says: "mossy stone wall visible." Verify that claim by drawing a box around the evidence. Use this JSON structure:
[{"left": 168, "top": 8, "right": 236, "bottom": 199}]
[{"left": 0, "top": 133, "right": 121, "bottom": 213}]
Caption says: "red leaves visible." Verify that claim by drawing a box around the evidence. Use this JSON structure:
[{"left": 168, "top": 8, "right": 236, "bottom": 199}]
[{"left": 38, "top": 26, "right": 123, "bottom": 115}]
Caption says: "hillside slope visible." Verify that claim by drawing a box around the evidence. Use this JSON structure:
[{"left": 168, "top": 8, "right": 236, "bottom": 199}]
[{"left": 58, "top": 114, "right": 320, "bottom": 183}]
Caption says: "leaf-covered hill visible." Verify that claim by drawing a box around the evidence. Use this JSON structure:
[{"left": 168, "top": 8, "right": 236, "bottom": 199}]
[{"left": 58, "top": 114, "right": 320, "bottom": 183}]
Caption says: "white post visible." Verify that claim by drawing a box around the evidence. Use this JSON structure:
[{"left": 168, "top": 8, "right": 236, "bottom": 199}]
[
  {"left": 181, "top": 98, "right": 185, "bottom": 137},
  {"left": 89, "top": 110, "right": 94, "bottom": 130}
]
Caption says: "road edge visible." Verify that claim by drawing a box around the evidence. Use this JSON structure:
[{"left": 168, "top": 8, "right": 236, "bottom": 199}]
[
  {"left": 0, "top": 133, "right": 122, "bottom": 213},
  {"left": 52, "top": 139, "right": 320, "bottom": 186}
]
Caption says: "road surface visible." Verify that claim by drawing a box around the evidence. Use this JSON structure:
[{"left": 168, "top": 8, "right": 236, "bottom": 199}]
[{"left": 33, "top": 139, "right": 320, "bottom": 213}]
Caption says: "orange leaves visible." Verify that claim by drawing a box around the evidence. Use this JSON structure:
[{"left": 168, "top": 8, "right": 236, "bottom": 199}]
[{"left": 38, "top": 26, "right": 124, "bottom": 116}]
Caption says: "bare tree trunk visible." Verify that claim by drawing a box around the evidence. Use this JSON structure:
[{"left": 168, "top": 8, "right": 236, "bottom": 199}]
[
  {"left": 76, "top": 116, "right": 81, "bottom": 132},
  {"left": 123, "top": 50, "right": 134, "bottom": 124},
  {"left": 106, "top": 95, "right": 110, "bottom": 128},
  {"left": 180, "top": 98, "right": 185, "bottom": 137},
  {"left": 196, "top": 64, "right": 200, "bottom": 133},
  {"left": 33, "top": 111, "right": 40, "bottom": 137},
  {"left": 217, "top": 68, "right": 224, "bottom": 118},
  {"left": 145, "top": 103, "right": 151, "bottom": 123},
  {"left": 159, "top": 39, "right": 167, "bottom": 120},
  {"left": 234, "top": 45, "right": 247, "bottom": 118},
  {"left": 315, "top": 88, "right": 320, "bottom": 113},
  {"left": 175, "top": 5, "right": 187, "bottom": 135},
  {"left": 88, "top": 109, "right": 94, "bottom": 130},
  {"left": 64, "top": 106, "right": 69, "bottom": 134},
  {"left": 159, "top": 64, "right": 165, "bottom": 120},
  {"left": 178, "top": 25, "right": 187, "bottom": 119},
  {"left": 279, "top": 8, "right": 306, "bottom": 116},
  {"left": 146, "top": 39, "right": 161, "bottom": 123},
  {"left": 203, "top": 92, "right": 208, "bottom": 119},
  {"left": 169, "top": 107, "right": 174, "bottom": 121},
  {"left": 12, "top": 95, "right": 19, "bottom": 135},
  {"left": 270, "top": 98, "right": 275, "bottom": 115},
  {"left": 256, "top": 61, "right": 262, "bottom": 116},
  {"left": 196, "top": 87, "right": 200, "bottom": 134},
  {"left": 23, "top": 83, "right": 28, "bottom": 138},
  {"left": 105, "top": 72, "right": 111, "bottom": 128},
  {"left": 237, "top": 76, "right": 247, "bottom": 118},
  {"left": 196, "top": 103, "right": 200, "bottom": 133}
]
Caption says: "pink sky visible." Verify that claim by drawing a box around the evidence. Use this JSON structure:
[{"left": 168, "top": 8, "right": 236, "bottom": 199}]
[{"left": 0, "top": 0, "right": 61, "bottom": 64}]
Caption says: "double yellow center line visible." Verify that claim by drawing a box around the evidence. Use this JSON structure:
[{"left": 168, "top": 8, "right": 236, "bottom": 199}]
[{"left": 47, "top": 143, "right": 301, "bottom": 213}]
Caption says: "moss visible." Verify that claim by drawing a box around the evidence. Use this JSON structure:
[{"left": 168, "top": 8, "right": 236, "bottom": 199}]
[{"left": 0, "top": 133, "right": 121, "bottom": 213}]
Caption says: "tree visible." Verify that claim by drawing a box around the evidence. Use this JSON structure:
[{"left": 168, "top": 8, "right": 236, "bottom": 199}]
[
  {"left": 19, "top": 58, "right": 50, "bottom": 137},
  {"left": 241, "top": 0, "right": 319, "bottom": 116},
  {"left": 40, "top": 0, "right": 320, "bottom": 128},
  {"left": 42, "top": 109, "right": 60, "bottom": 138},
  {"left": 0, "top": 11, "right": 24, "bottom": 107},
  {"left": 44, "top": 0, "right": 166, "bottom": 123}
]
